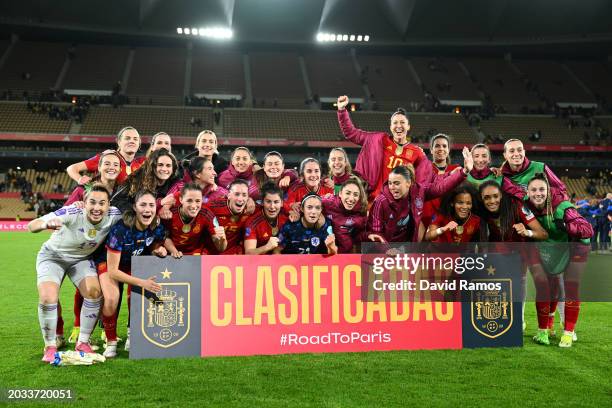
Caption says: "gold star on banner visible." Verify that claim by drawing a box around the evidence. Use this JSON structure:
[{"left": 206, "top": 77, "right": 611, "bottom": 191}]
[
  {"left": 487, "top": 265, "right": 496, "bottom": 276},
  {"left": 161, "top": 268, "right": 173, "bottom": 279}
]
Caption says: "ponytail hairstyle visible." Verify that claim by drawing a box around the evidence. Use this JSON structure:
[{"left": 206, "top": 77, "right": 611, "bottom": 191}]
[
  {"left": 256, "top": 151, "right": 285, "bottom": 189},
  {"left": 90, "top": 149, "right": 122, "bottom": 185},
  {"left": 430, "top": 133, "right": 452, "bottom": 165},
  {"left": 389, "top": 164, "right": 415, "bottom": 183},
  {"left": 527, "top": 172, "right": 553, "bottom": 222},
  {"left": 146, "top": 132, "right": 171, "bottom": 158},
  {"left": 299, "top": 157, "right": 321, "bottom": 179},
  {"left": 115, "top": 126, "right": 140, "bottom": 153},
  {"left": 327, "top": 147, "right": 353, "bottom": 178},
  {"left": 122, "top": 190, "right": 158, "bottom": 230},
  {"left": 195, "top": 130, "right": 219, "bottom": 155},
  {"left": 391, "top": 107, "right": 408, "bottom": 120},
  {"left": 339, "top": 176, "right": 368, "bottom": 215},
  {"left": 180, "top": 182, "right": 203, "bottom": 198}
]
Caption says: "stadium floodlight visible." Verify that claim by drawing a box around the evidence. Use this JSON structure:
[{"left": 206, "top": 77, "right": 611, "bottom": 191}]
[
  {"left": 191, "top": 28, "right": 198, "bottom": 36},
  {"left": 337, "top": 34, "right": 343, "bottom": 41},
  {"left": 184, "top": 27, "right": 190, "bottom": 35},
  {"left": 342, "top": 34, "right": 348, "bottom": 41},
  {"left": 317, "top": 33, "right": 324, "bottom": 42},
  {"left": 330, "top": 34, "right": 336, "bottom": 41},
  {"left": 323, "top": 33, "right": 330, "bottom": 41},
  {"left": 349, "top": 35, "right": 355, "bottom": 41},
  {"left": 357, "top": 35, "right": 362, "bottom": 41},
  {"left": 364, "top": 35, "right": 370, "bottom": 42},
  {"left": 177, "top": 27, "right": 183, "bottom": 34}
]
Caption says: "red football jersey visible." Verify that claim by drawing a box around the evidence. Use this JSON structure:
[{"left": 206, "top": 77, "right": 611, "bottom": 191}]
[
  {"left": 162, "top": 207, "right": 217, "bottom": 255},
  {"left": 244, "top": 209, "right": 288, "bottom": 250},
  {"left": 430, "top": 212, "right": 481, "bottom": 243},
  {"left": 84, "top": 154, "right": 145, "bottom": 184},
  {"left": 284, "top": 182, "right": 334, "bottom": 213},
  {"left": 421, "top": 163, "right": 461, "bottom": 228},
  {"left": 372, "top": 138, "right": 426, "bottom": 197},
  {"left": 487, "top": 202, "right": 535, "bottom": 242},
  {"left": 205, "top": 198, "right": 250, "bottom": 254}
]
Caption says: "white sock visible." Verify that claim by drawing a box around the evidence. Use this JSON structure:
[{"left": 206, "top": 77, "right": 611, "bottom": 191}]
[
  {"left": 78, "top": 297, "right": 102, "bottom": 344},
  {"left": 38, "top": 303, "right": 58, "bottom": 348},
  {"left": 558, "top": 301, "right": 566, "bottom": 326}
]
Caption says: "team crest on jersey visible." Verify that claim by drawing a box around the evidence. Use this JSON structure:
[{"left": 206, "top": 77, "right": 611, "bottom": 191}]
[
  {"left": 345, "top": 218, "right": 354, "bottom": 226},
  {"left": 471, "top": 279, "right": 513, "bottom": 339},
  {"left": 311, "top": 237, "right": 321, "bottom": 247},
  {"left": 415, "top": 197, "right": 423, "bottom": 209},
  {"left": 145, "top": 236, "right": 154, "bottom": 246},
  {"left": 87, "top": 228, "right": 97, "bottom": 239},
  {"left": 142, "top": 282, "right": 190, "bottom": 348},
  {"left": 193, "top": 224, "right": 201, "bottom": 234}
]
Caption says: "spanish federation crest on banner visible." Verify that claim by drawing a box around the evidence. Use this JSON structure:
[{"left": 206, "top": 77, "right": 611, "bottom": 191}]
[
  {"left": 470, "top": 279, "right": 512, "bottom": 339},
  {"left": 142, "top": 282, "right": 190, "bottom": 348}
]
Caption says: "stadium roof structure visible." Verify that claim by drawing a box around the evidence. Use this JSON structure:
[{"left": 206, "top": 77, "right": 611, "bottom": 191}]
[{"left": 1, "top": 0, "right": 612, "bottom": 48}]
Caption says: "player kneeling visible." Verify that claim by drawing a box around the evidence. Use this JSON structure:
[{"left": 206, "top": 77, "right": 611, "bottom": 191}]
[
  {"left": 28, "top": 184, "right": 121, "bottom": 362},
  {"left": 97, "top": 191, "right": 167, "bottom": 358}
]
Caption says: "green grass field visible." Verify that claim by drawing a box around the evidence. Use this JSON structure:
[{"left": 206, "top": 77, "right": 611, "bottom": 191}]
[{"left": 1, "top": 232, "right": 611, "bottom": 407}]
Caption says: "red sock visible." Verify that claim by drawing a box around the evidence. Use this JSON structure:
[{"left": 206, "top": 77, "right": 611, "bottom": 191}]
[
  {"left": 535, "top": 302, "right": 550, "bottom": 329},
  {"left": 56, "top": 302, "right": 64, "bottom": 335},
  {"left": 564, "top": 301, "right": 580, "bottom": 332},
  {"left": 564, "top": 280, "right": 581, "bottom": 332},
  {"left": 73, "top": 289, "right": 84, "bottom": 327},
  {"left": 102, "top": 314, "right": 118, "bottom": 342}
]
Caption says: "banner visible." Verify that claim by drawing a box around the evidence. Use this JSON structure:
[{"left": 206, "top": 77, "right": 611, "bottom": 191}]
[
  {"left": 131, "top": 254, "right": 522, "bottom": 359},
  {"left": 0, "top": 221, "right": 30, "bottom": 231}
]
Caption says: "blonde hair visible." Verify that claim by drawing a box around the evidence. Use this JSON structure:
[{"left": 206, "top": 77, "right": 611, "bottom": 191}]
[
  {"left": 115, "top": 127, "right": 140, "bottom": 152},
  {"left": 146, "top": 132, "right": 171, "bottom": 158},
  {"left": 327, "top": 147, "right": 353, "bottom": 178},
  {"left": 195, "top": 130, "right": 219, "bottom": 155}
]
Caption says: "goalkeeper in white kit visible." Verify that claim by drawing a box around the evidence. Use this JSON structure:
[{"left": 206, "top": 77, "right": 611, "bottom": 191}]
[{"left": 28, "top": 184, "right": 121, "bottom": 362}]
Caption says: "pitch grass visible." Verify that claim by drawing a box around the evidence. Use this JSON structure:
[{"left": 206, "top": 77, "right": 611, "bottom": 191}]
[{"left": 1, "top": 232, "right": 611, "bottom": 407}]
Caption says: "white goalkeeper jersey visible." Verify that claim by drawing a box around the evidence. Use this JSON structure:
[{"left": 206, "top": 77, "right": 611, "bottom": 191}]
[{"left": 40, "top": 205, "right": 122, "bottom": 259}]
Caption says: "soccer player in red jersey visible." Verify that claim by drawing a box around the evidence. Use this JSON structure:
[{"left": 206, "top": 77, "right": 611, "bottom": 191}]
[
  {"left": 285, "top": 158, "right": 334, "bottom": 217},
  {"left": 163, "top": 183, "right": 227, "bottom": 257},
  {"left": 420, "top": 134, "right": 461, "bottom": 232},
  {"left": 425, "top": 184, "right": 483, "bottom": 243},
  {"left": 244, "top": 183, "right": 288, "bottom": 254},
  {"left": 144, "top": 132, "right": 172, "bottom": 158},
  {"left": 205, "top": 179, "right": 251, "bottom": 254},
  {"left": 252, "top": 151, "right": 297, "bottom": 202},
  {"left": 66, "top": 126, "right": 144, "bottom": 185},
  {"left": 336, "top": 95, "right": 432, "bottom": 198}
]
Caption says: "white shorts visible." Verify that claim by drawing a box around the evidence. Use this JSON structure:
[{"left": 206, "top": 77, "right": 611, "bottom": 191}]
[{"left": 36, "top": 245, "right": 97, "bottom": 287}]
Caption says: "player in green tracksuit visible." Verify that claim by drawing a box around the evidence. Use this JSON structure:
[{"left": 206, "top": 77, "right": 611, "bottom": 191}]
[{"left": 525, "top": 174, "right": 594, "bottom": 347}]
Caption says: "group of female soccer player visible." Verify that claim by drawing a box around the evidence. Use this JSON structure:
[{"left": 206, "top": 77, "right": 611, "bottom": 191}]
[{"left": 30, "top": 95, "right": 593, "bottom": 363}]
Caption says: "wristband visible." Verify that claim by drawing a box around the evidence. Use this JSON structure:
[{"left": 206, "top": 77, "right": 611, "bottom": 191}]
[
  {"left": 436, "top": 228, "right": 443, "bottom": 236},
  {"left": 527, "top": 230, "right": 533, "bottom": 238}
]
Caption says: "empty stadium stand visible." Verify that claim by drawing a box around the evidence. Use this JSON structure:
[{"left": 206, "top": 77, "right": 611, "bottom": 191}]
[
  {"left": 462, "top": 57, "right": 541, "bottom": 112},
  {"left": 356, "top": 55, "right": 424, "bottom": 111},
  {"left": 127, "top": 46, "right": 186, "bottom": 106},
  {"left": 62, "top": 44, "right": 129, "bottom": 91},
  {"left": 79, "top": 105, "right": 213, "bottom": 137},
  {"left": 0, "top": 197, "right": 36, "bottom": 219},
  {"left": 249, "top": 51, "right": 305, "bottom": 109},
  {"left": 0, "top": 102, "right": 72, "bottom": 133},
  {"left": 0, "top": 41, "right": 66, "bottom": 98},
  {"left": 565, "top": 61, "right": 612, "bottom": 102},
  {"left": 410, "top": 57, "right": 480, "bottom": 101},
  {"left": 477, "top": 114, "right": 586, "bottom": 145},
  {"left": 191, "top": 47, "right": 244, "bottom": 96},
  {"left": 305, "top": 51, "right": 363, "bottom": 98},
  {"left": 514, "top": 60, "right": 595, "bottom": 104}
]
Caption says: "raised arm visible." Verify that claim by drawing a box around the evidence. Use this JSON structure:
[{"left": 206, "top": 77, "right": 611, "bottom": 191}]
[{"left": 337, "top": 95, "right": 379, "bottom": 146}]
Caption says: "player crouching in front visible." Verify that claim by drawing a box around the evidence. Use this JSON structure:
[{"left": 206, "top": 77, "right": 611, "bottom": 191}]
[
  {"left": 29, "top": 184, "right": 122, "bottom": 363},
  {"left": 97, "top": 190, "right": 167, "bottom": 358}
]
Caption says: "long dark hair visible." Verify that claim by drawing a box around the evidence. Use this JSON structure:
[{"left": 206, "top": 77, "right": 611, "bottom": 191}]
[
  {"left": 439, "top": 183, "right": 478, "bottom": 219},
  {"left": 127, "top": 148, "right": 178, "bottom": 196},
  {"left": 478, "top": 180, "right": 522, "bottom": 240},
  {"left": 122, "top": 190, "right": 159, "bottom": 230}
]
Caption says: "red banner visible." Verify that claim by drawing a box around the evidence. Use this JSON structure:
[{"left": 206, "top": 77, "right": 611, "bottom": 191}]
[{"left": 201, "top": 255, "right": 462, "bottom": 356}]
